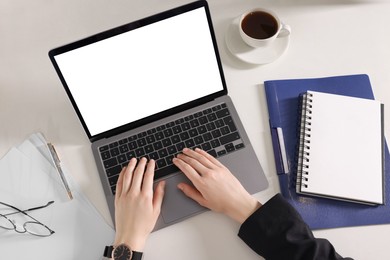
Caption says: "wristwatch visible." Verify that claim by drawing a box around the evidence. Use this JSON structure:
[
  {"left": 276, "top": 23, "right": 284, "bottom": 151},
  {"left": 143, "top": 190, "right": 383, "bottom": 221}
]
[{"left": 103, "top": 244, "right": 143, "bottom": 260}]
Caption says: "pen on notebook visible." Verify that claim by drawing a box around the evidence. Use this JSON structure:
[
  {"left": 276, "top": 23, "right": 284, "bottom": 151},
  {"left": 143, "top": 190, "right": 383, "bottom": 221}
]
[{"left": 47, "top": 143, "right": 73, "bottom": 200}]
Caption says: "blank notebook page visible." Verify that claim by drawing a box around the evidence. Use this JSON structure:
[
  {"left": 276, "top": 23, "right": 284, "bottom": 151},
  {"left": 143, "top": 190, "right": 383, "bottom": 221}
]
[{"left": 299, "top": 91, "right": 384, "bottom": 205}]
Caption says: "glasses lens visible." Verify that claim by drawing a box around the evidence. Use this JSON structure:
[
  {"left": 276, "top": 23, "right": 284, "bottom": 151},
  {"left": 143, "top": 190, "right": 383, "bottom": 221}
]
[
  {"left": 24, "top": 222, "right": 53, "bottom": 237},
  {"left": 0, "top": 215, "right": 14, "bottom": 230}
]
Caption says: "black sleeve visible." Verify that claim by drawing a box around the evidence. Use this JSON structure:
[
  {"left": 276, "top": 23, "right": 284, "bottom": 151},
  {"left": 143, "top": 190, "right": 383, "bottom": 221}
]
[{"left": 238, "top": 194, "right": 353, "bottom": 260}]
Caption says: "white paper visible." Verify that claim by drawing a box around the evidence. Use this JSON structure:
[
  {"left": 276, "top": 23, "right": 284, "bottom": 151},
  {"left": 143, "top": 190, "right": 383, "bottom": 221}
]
[{"left": 0, "top": 134, "right": 115, "bottom": 259}]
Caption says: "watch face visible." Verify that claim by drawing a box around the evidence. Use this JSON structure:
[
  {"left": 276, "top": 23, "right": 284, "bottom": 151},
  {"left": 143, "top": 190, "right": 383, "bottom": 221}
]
[{"left": 113, "top": 244, "right": 132, "bottom": 260}]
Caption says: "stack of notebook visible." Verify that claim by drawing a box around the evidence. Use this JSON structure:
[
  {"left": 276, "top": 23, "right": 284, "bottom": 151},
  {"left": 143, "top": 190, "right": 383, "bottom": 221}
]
[{"left": 264, "top": 74, "right": 389, "bottom": 229}]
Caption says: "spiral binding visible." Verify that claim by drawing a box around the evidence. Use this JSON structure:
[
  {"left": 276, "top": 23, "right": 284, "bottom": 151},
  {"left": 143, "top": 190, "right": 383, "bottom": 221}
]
[{"left": 296, "top": 92, "right": 313, "bottom": 190}]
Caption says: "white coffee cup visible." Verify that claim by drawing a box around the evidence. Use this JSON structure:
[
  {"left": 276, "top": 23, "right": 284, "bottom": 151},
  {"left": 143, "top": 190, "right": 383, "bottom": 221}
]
[{"left": 239, "top": 8, "right": 291, "bottom": 48}]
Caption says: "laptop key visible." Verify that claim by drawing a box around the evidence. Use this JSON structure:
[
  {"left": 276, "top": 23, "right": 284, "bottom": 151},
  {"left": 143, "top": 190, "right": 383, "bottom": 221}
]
[
  {"left": 172, "top": 125, "right": 182, "bottom": 134},
  {"left": 207, "top": 149, "right": 217, "bottom": 158},
  {"left": 235, "top": 143, "right": 245, "bottom": 150},
  {"left": 101, "top": 151, "right": 110, "bottom": 160},
  {"left": 167, "top": 145, "right": 177, "bottom": 155},
  {"left": 162, "top": 138, "right": 172, "bottom": 147},
  {"left": 106, "top": 165, "right": 122, "bottom": 177},
  {"left": 211, "top": 129, "right": 222, "bottom": 138},
  {"left": 225, "top": 143, "right": 235, "bottom": 153},
  {"left": 109, "top": 142, "right": 119, "bottom": 148},
  {"left": 118, "top": 154, "right": 127, "bottom": 164},
  {"left": 137, "top": 138, "right": 146, "bottom": 147},
  {"left": 210, "top": 139, "right": 220, "bottom": 148},
  {"left": 166, "top": 155, "right": 174, "bottom": 165},
  {"left": 149, "top": 152, "right": 159, "bottom": 160},
  {"left": 128, "top": 135, "right": 137, "bottom": 141},
  {"left": 144, "top": 144, "right": 154, "bottom": 153},
  {"left": 190, "top": 119, "right": 199, "bottom": 128},
  {"left": 110, "top": 147, "right": 120, "bottom": 157},
  {"left": 203, "top": 132, "right": 212, "bottom": 141},
  {"left": 119, "top": 138, "right": 128, "bottom": 145},
  {"left": 206, "top": 122, "right": 216, "bottom": 131},
  {"left": 220, "top": 132, "right": 240, "bottom": 145},
  {"left": 181, "top": 122, "right": 190, "bottom": 131},
  {"left": 128, "top": 141, "right": 137, "bottom": 150},
  {"left": 146, "top": 135, "right": 155, "bottom": 144},
  {"left": 217, "top": 150, "right": 227, "bottom": 156},
  {"left": 155, "top": 164, "right": 179, "bottom": 179},
  {"left": 135, "top": 147, "right": 145, "bottom": 157},
  {"left": 126, "top": 151, "right": 136, "bottom": 160},
  {"left": 201, "top": 142, "right": 211, "bottom": 151},
  {"left": 216, "top": 108, "right": 230, "bottom": 118},
  {"left": 197, "top": 125, "right": 207, "bottom": 134},
  {"left": 189, "top": 129, "right": 198, "bottom": 137},
  {"left": 109, "top": 174, "right": 119, "bottom": 186},
  {"left": 163, "top": 128, "right": 173, "bottom": 137},
  {"left": 207, "top": 113, "right": 217, "bottom": 122},
  {"left": 194, "top": 136, "right": 203, "bottom": 145},
  {"left": 194, "top": 111, "right": 203, "bottom": 118},
  {"left": 119, "top": 144, "right": 129, "bottom": 153},
  {"left": 176, "top": 142, "right": 185, "bottom": 151},
  {"left": 111, "top": 185, "right": 116, "bottom": 195},
  {"left": 198, "top": 116, "right": 208, "bottom": 125},
  {"left": 171, "top": 135, "right": 180, "bottom": 144},
  {"left": 184, "top": 115, "right": 193, "bottom": 121},
  {"left": 215, "top": 118, "right": 224, "bottom": 128},
  {"left": 99, "top": 145, "right": 109, "bottom": 152},
  {"left": 157, "top": 158, "right": 167, "bottom": 168},
  {"left": 158, "top": 148, "right": 168, "bottom": 158},
  {"left": 185, "top": 139, "right": 195, "bottom": 148},
  {"left": 220, "top": 126, "right": 230, "bottom": 135},
  {"left": 223, "top": 116, "right": 237, "bottom": 132},
  {"left": 179, "top": 131, "right": 190, "bottom": 141},
  {"left": 104, "top": 158, "right": 118, "bottom": 169},
  {"left": 153, "top": 141, "right": 163, "bottom": 150}
]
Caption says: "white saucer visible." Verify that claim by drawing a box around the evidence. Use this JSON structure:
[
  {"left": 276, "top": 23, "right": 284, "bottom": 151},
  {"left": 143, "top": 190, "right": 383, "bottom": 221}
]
[{"left": 225, "top": 17, "right": 290, "bottom": 65}]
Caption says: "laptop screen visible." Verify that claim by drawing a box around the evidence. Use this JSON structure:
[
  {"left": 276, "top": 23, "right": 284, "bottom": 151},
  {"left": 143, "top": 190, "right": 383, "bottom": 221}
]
[{"left": 50, "top": 3, "right": 225, "bottom": 138}]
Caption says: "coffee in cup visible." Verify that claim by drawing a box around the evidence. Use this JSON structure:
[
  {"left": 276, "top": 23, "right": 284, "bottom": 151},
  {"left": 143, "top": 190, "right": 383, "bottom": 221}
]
[{"left": 239, "top": 8, "right": 291, "bottom": 48}]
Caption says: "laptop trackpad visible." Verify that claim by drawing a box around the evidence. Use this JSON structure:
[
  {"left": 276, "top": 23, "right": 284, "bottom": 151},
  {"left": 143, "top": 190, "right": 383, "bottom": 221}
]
[{"left": 160, "top": 173, "right": 205, "bottom": 224}]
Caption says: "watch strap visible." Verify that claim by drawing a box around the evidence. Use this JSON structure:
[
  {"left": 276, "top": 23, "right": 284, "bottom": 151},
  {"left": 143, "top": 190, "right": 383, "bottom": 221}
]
[
  {"left": 132, "top": 251, "right": 143, "bottom": 260},
  {"left": 103, "top": 245, "right": 143, "bottom": 260},
  {"left": 103, "top": 246, "right": 114, "bottom": 258}
]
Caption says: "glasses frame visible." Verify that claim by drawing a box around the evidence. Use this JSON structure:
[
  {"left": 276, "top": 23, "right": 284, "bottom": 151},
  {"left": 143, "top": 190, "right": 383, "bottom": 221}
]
[{"left": 0, "top": 201, "right": 55, "bottom": 237}]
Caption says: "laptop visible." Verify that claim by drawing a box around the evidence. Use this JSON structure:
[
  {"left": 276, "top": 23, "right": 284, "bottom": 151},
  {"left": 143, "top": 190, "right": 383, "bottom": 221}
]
[{"left": 48, "top": 0, "right": 268, "bottom": 230}]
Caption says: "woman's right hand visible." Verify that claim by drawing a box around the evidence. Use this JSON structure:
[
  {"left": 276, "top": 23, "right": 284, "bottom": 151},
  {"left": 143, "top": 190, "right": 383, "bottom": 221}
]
[{"left": 173, "top": 148, "right": 261, "bottom": 224}]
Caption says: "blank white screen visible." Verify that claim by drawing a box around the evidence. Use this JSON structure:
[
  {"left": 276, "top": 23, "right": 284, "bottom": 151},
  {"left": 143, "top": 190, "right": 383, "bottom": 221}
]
[{"left": 54, "top": 7, "right": 224, "bottom": 136}]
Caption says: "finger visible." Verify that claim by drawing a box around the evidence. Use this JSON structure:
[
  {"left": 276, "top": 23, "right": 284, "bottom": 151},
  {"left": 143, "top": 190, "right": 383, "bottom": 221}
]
[
  {"left": 173, "top": 157, "right": 201, "bottom": 183},
  {"left": 142, "top": 159, "right": 156, "bottom": 193},
  {"left": 115, "top": 166, "right": 126, "bottom": 199},
  {"left": 122, "top": 158, "right": 137, "bottom": 195},
  {"left": 153, "top": 181, "right": 166, "bottom": 216},
  {"left": 195, "top": 148, "right": 224, "bottom": 168},
  {"left": 182, "top": 148, "right": 216, "bottom": 169},
  {"left": 130, "top": 157, "right": 147, "bottom": 192},
  {"left": 177, "top": 183, "right": 207, "bottom": 207},
  {"left": 176, "top": 152, "right": 209, "bottom": 175}
]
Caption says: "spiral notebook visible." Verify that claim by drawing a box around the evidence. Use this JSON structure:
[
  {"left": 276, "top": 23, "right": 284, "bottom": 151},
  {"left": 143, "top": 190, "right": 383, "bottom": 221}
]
[{"left": 296, "top": 91, "right": 385, "bottom": 205}]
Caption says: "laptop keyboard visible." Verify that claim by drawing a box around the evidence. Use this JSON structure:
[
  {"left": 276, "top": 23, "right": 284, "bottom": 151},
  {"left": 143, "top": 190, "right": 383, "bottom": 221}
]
[{"left": 99, "top": 103, "right": 245, "bottom": 195}]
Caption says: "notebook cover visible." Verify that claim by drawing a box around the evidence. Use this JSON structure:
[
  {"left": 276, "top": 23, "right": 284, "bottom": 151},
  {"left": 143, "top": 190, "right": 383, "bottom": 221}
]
[{"left": 264, "top": 74, "right": 390, "bottom": 229}]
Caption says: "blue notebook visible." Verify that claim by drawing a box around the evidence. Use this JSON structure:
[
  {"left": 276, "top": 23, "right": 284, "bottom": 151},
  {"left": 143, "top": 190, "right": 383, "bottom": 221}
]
[{"left": 264, "top": 74, "right": 390, "bottom": 229}]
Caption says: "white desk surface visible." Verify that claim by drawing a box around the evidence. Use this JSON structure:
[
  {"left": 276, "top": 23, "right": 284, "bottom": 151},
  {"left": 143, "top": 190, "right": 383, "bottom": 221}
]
[{"left": 1, "top": 0, "right": 390, "bottom": 259}]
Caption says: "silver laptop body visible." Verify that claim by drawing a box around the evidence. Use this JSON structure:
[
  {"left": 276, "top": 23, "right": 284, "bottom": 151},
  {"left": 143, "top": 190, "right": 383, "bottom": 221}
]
[{"left": 49, "top": 0, "right": 268, "bottom": 230}]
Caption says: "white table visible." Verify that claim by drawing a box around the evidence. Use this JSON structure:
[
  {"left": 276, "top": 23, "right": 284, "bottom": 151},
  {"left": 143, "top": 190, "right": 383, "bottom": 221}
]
[{"left": 1, "top": 0, "right": 390, "bottom": 259}]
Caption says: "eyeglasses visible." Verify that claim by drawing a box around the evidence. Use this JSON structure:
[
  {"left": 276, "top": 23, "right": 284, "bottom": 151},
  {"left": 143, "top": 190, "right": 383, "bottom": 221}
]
[{"left": 0, "top": 201, "right": 55, "bottom": 237}]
